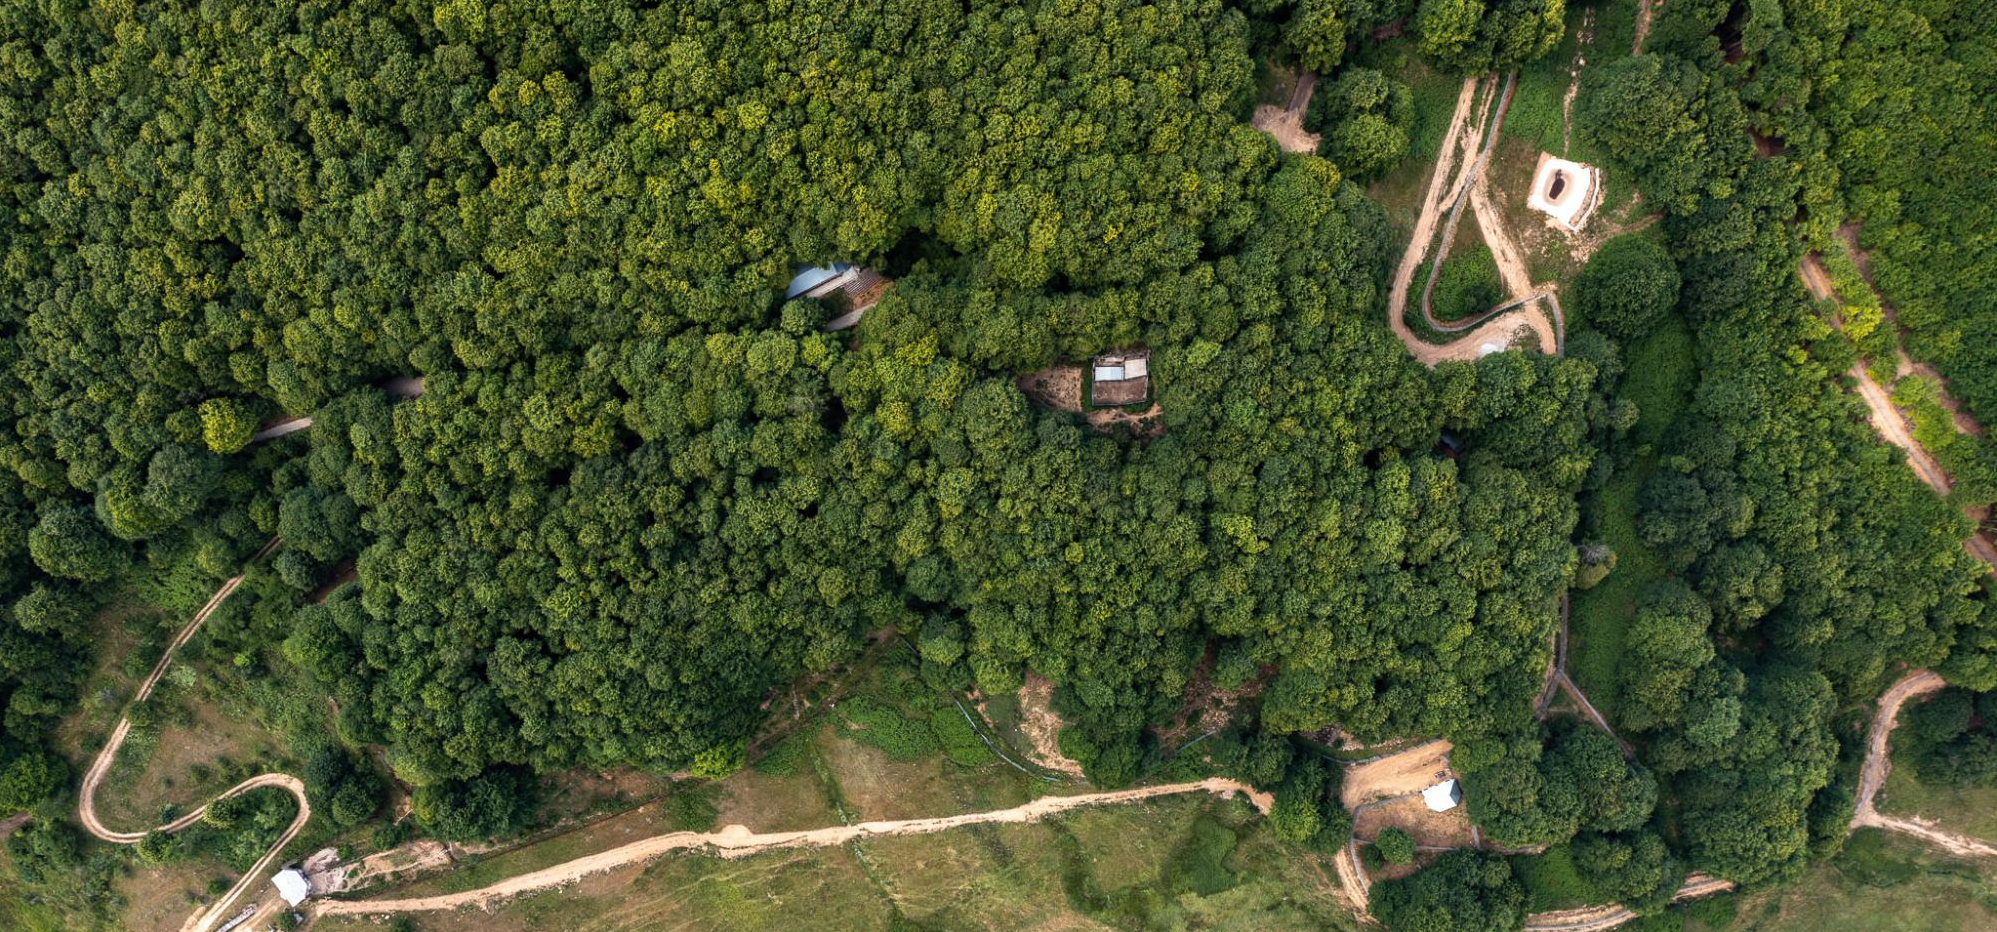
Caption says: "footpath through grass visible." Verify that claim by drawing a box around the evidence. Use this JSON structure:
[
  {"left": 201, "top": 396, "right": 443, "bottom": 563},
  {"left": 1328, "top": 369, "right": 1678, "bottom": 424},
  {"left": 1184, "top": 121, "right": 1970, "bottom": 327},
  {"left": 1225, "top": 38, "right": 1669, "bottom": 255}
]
[
  {"left": 1685, "top": 829, "right": 1997, "bottom": 932},
  {"left": 319, "top": 648, "right": 1358, "bottom": 932}
]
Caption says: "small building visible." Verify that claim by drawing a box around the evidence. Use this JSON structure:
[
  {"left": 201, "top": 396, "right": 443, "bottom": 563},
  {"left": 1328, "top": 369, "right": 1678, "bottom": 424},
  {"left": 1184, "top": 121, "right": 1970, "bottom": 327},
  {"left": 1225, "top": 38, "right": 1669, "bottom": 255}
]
[
  {"left": 784, "top": 263, "right": 893, "bottom": 331},
  {"left": 1422, "top": 779, "right": 1462, "bottom": 812},
  {"left": 271, "top": 868, "right": 311, "bottom": 907},
  {"left": 784, "top": 262, "right": 858, "bottom": 300},
  {"left": 1526, "top": 155, "right": 1601, "bottom": 233},
  {"left": 1089, "top": 350, "right": 1152, "bottom": 407}
]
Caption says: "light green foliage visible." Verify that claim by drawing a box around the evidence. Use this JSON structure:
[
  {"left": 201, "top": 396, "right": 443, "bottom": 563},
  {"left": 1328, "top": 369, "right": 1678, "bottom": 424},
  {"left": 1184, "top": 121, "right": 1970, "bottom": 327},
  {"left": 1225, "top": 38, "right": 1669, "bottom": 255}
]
[
  {"left": 1305, "top": 68, "right": 1415, "bottom": 183},
  {"left": 198, "top": 399, "right": 259, "bottom": 455}
]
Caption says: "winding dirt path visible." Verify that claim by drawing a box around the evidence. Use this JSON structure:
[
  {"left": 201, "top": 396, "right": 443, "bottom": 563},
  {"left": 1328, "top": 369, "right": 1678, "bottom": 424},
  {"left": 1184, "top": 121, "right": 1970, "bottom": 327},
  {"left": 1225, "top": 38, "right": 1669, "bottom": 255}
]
[
  {"left": 313, "top": 778, "right": 1272, "bottom": 918},
  {"left": 1387, "top": 74, "right": 1561, "bottom": 366},
  {"left": 1852, "top": 671, "right": 1997, "bottom": 858},
  {"left": 77, "top": 537, "right": 314, "bottom": 932}
]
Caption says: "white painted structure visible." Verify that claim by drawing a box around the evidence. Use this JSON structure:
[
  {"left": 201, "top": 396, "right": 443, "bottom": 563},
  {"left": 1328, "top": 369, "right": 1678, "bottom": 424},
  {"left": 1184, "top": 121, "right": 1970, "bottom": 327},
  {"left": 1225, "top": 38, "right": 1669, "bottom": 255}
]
[
  {"left": 1526, "top": 155, "right": 1601, "bottom": 232},
  {"left": 1422, "top": 779, "right": 1462, "bottom": 812},
  {"left": 271, "top": 868, "right": 311, "bottom": 907},
  {"left": 785, "top": 263, "right": 859, "bottom": 300}
]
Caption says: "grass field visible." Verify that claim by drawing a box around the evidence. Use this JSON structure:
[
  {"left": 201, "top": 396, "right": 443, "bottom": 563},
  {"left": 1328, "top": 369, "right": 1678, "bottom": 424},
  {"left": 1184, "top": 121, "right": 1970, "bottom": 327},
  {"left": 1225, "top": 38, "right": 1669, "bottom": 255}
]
[
  {"left": 318, "top": 793, "right": 1357, "bottom": 932},
  {"left": 319, "top": 647, "right": 1358, "bottom": 932},
  {"left": 1874, "top": 741, "right": 1997, "bottom": 845},
  {"left": 1567, "top": 317, "right": 1697, "bottom": 720},
  {"left": 1686, "top": 830, "right": 1997, "bottom": 932}
]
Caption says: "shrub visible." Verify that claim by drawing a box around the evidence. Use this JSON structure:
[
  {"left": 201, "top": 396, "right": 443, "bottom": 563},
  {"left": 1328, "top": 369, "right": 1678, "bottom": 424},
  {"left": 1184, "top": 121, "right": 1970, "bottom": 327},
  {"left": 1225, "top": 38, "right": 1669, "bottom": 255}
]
[
  {"left": 1432, "top": 247, "right": 1504, "bottom": 322},
  {"left": 1574, "top": 236, "right": 1681, "bottom": 341},
  {"left": 1375, "top": 827, "right": 1417, "bottom": 865}
]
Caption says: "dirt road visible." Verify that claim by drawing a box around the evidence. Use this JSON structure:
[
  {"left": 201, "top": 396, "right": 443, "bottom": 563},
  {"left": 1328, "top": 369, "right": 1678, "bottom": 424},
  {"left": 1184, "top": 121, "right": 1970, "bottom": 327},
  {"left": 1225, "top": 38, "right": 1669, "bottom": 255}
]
[
  {"left": 1800, "top": 255, "right": 1997, "bottom": 571},
  {"left": 1632, "top": 0, "right": 1660, "bottom": 55},
  {"left": 76, "top": 537, "right": 315, "bottom": 932},
  {"left": 315, "top": 778, "right": 1272, "bottom": 918},
  {"left": 1386, "top": 74, "right": 1560, "bottom": 366},
  {"left": 1524, "top": 875, "right": 1731, "bottom": 932},
  {"left": 1852, "top": 670, "right": 1997, "bottom": 858}
]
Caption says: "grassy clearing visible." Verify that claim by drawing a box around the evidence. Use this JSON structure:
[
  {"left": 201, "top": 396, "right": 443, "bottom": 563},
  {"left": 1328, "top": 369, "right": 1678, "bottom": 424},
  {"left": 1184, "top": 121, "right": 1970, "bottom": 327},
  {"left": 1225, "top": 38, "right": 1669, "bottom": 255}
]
[
  {"left": 1685, "top": 829, "right": 1997, "bottom": 932},
  {"left": 1512, "top": 844, "right": 1589, "bottom": 911},
  {"left": 1567, "top": 317, "right": 1696, "bottom": 720},
  {"left": 93, "top": 684, "right": 284, "bottom": 831},
  {"left": 1362, "top": 52, "right": 1465, "bottom": 245},
  {"left": 1875, "top": 744, "right": 1997, "bottom": 845},
  {"left": 327, "top": 794, "right": 1358, "bottom": 932}
]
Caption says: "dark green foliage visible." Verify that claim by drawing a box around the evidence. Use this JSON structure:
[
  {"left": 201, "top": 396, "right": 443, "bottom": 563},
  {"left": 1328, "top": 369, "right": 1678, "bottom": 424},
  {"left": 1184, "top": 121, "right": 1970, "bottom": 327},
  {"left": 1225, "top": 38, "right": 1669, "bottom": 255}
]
[
  {"left": 1375, "top": 826, "right": 1416, "bottom": 865},
  {"left": 1897, "top": 687, "right": 1997, "bottom": 788},
  {"left": 1164, "top": 815, "right": 1240, "bottom": 896},
  {"left": 1460, "top": 722, "right": 1655, "bottom": 848},
  {"left": 1510, "top": 844, "right": 1589, "bottom": 911},
  {"left": 1268, "top": 751, "right": 1353, "bottom": 851},
  {"left": 1372, "top": 849, "right": 1526, "bottom": 932},
  {"left": 1573, "top": 830, "right": 1682, "bottom": 913},
  {"left": 1577, "top": 55, "right": 1752, "bottom": 216},
  {"left": 411, "top": 767, "right": 538, "bottom": 843},
  {"left": 842, "top": 697, "right": 941, "bottom": 762},
  {"left": 1572, "top": 236, "right": 1681, "bottom": 341},
  {"left": 1432, "top": 247, "right": 1505, "bottom": 322}
]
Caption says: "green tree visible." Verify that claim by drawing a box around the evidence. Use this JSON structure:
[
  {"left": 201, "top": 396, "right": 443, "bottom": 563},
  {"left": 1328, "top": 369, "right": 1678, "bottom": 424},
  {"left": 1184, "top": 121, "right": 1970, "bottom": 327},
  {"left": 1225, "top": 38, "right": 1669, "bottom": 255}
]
[{"left": 1573, "top": 236, "right": 1681, "bottom": 341}]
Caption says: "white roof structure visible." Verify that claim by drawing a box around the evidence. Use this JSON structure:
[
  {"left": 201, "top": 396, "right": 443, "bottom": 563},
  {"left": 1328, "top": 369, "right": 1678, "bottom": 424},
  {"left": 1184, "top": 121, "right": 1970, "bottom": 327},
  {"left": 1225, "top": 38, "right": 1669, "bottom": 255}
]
[
  {"left": 1526, "top": 155, "right": 1601, "bottom": 233},
  {"left": 1422, "top": 779, "right": 1462, "bottom": 812},
  {"left": 272, "top": 868, "right": 311, "bottom": 907},
  {"left": 1094, "top": 364, "right": 1125, "bottom": 381},
  {"left": 784, "top": 263, "right": 858, "bottom": 299}
]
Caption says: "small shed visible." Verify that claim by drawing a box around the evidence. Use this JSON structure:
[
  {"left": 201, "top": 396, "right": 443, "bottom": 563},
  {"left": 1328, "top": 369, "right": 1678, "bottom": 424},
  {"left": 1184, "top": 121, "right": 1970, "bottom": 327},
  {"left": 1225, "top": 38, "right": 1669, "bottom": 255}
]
[
  {"left": 1089, "top": 350, "right": 1152, "bottom": 407},
  {"left": 271, "top": 868, "right": 312, "bottom": 907},
  {"left": 1422, "top": 779, "right": 1462, "bottom": 812}
]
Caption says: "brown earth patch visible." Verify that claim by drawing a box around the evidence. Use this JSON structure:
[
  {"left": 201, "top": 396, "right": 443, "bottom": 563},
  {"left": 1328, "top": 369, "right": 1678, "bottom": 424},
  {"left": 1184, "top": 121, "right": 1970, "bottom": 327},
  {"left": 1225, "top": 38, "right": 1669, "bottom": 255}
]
[
  {"left": 1340, "top": 740, "right": 1454, "bottom": 810},
  {"left": 1017, "top": 673, "right": 1086, "bottom": 778},
  {"left": 1353, "top": 794, "right": 1476, "bottom": 850}
]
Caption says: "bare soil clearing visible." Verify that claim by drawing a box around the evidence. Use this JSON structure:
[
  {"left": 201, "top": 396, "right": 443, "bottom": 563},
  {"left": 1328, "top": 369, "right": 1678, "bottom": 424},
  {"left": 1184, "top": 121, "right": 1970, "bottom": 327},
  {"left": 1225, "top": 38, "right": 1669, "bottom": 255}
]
[
  {"left": 1339, "top": 740, "right": 1453, "bottom": 810},
  {"left": 314, "top": 778, "right": 1274, "bottom": 919},
  {"left": 1353, "top": 794, "right": 1475, "bottom": 849},
  {"left": 1853, "top": 670, "right": 1997, "bottom": 859},
  {"left": 1016, "top": 673, "right": 1086, "bottom": 777},
  {"left": 1251, "top": 69, "right": 1321, "bottom": 154}
]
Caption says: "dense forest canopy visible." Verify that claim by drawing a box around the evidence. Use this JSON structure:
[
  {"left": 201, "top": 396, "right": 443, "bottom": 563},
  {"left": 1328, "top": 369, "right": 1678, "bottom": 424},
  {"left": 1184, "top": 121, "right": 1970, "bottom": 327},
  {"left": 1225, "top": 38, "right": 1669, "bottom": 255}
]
[
  {"left": 3, "top": 0, "right": 1996, "bottom": 924},
  {"left": 0, "top": 0, "right": 1601, "bottom": 800}
]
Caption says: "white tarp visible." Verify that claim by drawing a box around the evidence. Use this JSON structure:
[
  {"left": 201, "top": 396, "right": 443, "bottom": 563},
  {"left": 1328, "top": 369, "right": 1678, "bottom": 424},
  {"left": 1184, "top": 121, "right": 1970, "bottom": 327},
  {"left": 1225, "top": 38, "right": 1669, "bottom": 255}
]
[
  {"left": 1422, "top": 779, "right": 1461, "bottom": 812},
  {"left": 272, "top": 868, "right": 311, "bottom": 906}
]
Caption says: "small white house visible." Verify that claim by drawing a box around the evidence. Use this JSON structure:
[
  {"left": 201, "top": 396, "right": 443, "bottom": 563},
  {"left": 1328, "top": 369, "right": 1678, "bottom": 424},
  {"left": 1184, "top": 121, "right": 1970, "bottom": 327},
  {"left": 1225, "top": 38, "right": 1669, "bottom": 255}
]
[
  {"left": 1422, "top": 779, "right": 1462, "bottom": 812},
  {"left": 271, "top": 868, "right": 311, "bottom": 907}
]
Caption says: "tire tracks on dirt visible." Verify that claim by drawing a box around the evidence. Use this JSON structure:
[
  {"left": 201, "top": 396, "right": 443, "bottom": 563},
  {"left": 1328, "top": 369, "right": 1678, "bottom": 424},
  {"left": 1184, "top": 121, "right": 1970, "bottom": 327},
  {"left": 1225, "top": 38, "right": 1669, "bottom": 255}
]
[
  {"left": 76, "top": 537, "right": 315, "bottom": 932},
  {"left": 1387, "top": 74, "right": 1561, "bottom": 366},
  {"left": 1852, "top": 670, "right": 1997, "bottom": 858},
  {"left": 312, "top": 779, "right": 1273, "bottom": 918}
]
